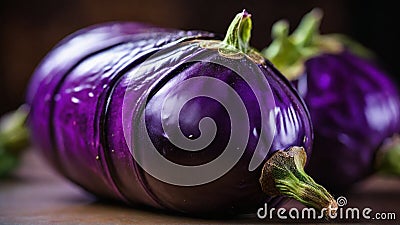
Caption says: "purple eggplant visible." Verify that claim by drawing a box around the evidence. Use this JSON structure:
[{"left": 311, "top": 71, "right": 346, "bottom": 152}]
[
  {"left": 262, "top": 9, "right": 400, "bottom": 193},
  {"left": 6, "top": 11, "right": 337, "bottom": 216}
]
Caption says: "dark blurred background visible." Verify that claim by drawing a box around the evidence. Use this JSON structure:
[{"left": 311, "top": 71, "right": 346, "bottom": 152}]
[{"left": 0, "top": 0, "right": 398, "bottom": 114}]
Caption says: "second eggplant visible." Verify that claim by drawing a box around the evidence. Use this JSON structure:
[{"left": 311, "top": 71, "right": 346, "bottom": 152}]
[{"left": 262, "top": 9, "right": 400, "bottom": 193}]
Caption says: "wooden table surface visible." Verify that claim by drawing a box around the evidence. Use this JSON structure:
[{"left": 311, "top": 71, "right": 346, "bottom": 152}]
[{"left": 1, "top": 149, "right": 399, "bottom": 225}]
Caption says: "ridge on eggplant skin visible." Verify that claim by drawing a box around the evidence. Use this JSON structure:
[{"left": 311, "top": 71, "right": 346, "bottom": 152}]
[{"left": 28, "top": 22, "right": 217, "bottom": 202}]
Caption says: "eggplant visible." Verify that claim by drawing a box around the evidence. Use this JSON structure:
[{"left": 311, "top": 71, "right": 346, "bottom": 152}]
[
  {"left": 262, "top": 9, "right": 400, "bottom": 193},
  {"left": 3, "top": 11, "right": 337, "bottom": 216}
]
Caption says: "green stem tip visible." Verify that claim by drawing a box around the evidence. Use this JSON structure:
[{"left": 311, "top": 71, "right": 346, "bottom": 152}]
[
  {"left": 0, "top": 105, "right": 30, "bottom": 177},
  {"left": 291, "top": 8, "right": 323, "bottom": 47},
  {"left": 222, "top": 9, "right": 252, "bottom": 53},
  {"left": 200, "top": 10, "right": 264, "bottom": 64},
  {"left": 261, "top": 8, "right": 372, "bottom": 80},
  {"left": 375, "top": 134, "right": 400, "bottom": 176},
  {"left": 260, "top": 146, "right": 338, "bottom": 218}
]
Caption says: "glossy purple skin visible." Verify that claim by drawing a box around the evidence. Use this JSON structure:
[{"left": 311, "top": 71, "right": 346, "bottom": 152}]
[
  {"left": 292, "top": 51, "right": 400, "bottom": 192},
  {"left": 27, "top": 22, "right": 312, "bottom": 215}
]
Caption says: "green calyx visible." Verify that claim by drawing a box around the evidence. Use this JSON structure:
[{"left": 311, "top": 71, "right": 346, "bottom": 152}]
[
  {"left": 200, "top": 10, "right": 264, "bottom": 64},
  {"left": 0, "top": 105, "right": 30, "bottom": 177},
  {"left": 261, "top": 8, "right": 372, "bottom": 80},
  {"left": 375, "top": 135, "right": 400, "bottom": 176},
  {"left": 260, "top": 146, "right": 337, "bottom": 218}
]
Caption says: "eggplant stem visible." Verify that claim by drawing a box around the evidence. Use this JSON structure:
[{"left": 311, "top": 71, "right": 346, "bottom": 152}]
[
  {"left": 199, "top": 10, "right": 264, "bottom": 64},
  {"left": 259, "top": 146, "right": 337, "bottom": 218},
  {"left": 221, "top": 9, "right": 252, "bottom": 53},
  {"left": 291, "top": 8, "right": 323, "bottom": 47},
  {"left": 375, "top": 134, "right": 400, "bottom": 176},
  {"left": 0, "top": 105, "right": 30, "bottom": 177},
  {"left": 261, "top": 8, "right": 343, "bottom": 80}
]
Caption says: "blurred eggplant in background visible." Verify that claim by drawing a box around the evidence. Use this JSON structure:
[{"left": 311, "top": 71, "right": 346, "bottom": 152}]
[{"left": 262, "top": 8, "right": 400, "bottom": 193}]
